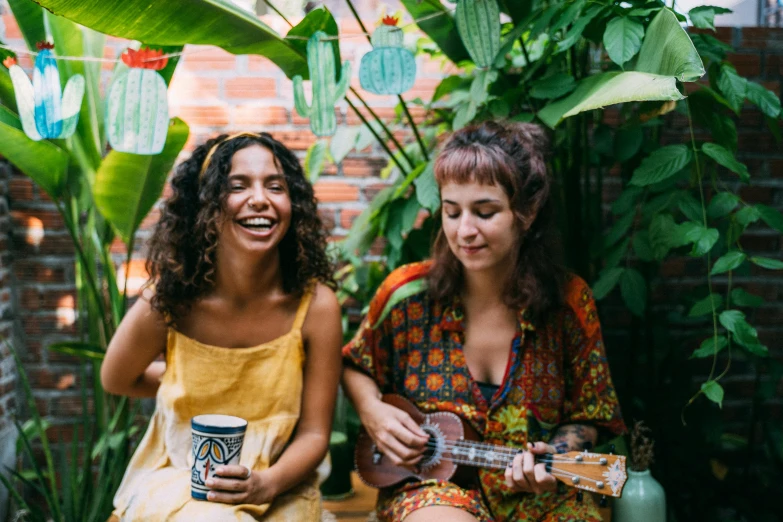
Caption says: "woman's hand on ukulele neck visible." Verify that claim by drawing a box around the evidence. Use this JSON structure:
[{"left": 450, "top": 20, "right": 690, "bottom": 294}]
[
  {"left": 360, "top": 398, "right": 429, "bottom": 468},
  {"left": 505, "top": 441, "right": 558, "bottom": 495}
]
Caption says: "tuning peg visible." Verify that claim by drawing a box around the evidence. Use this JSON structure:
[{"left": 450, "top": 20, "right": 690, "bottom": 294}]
[
  {"left": 575, "top": 491, "right": 583, "bottom": 503},
  {"left": 599, "top": 495, "right": 608, "bottom": 508}
]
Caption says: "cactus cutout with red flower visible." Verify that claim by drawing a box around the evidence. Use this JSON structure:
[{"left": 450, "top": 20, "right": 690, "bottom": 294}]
[
  {"left": 4, "top": 42, "right": 85, "bottom": 141},
  {"left": 359, "top": 15, "right": 417, "bottom": 96},
  {"left": 106, "top": 47, "right": 170, "bottom": 155}
]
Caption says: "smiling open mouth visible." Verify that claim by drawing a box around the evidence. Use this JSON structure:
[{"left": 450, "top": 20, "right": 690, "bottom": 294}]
[{"left": 237, "top": 217, "right": 275, "bottom": 231}]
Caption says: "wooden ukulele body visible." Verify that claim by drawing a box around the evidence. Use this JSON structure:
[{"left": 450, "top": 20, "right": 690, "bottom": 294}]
[{"left": 354, "top": 394, "right": 480, "bottom": 488}]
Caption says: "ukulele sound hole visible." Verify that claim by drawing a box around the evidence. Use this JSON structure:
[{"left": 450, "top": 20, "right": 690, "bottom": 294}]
[{"left": 418, "top": 423, "right": 445, "bottom": 468}]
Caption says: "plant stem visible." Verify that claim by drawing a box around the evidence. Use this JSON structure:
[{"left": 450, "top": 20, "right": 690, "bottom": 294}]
[
  {"left": 398, "top": 96, "right": 430, "bottom": 161},
  {"left": 345, "top": 96, "right": 409, "bottom": 175},
  {"left": 262, "top": 0, "right": 292, "bottom": 27},
  {"left": 683, "top": 98, "right": 723, "bottom": 409},
  {"left": 350, "top": 87, "right": 414, "bottom": 167}
]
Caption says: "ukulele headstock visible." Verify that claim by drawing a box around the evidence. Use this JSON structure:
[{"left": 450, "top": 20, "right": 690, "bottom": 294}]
[{"left": 548, "top": 451, "right": 627, "bottom": 498}]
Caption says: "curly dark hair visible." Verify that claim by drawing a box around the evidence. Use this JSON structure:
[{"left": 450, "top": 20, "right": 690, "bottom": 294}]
[
  {"left": 146, "top": 132, "right": 335, "bottom": 324},
  {"left": 428, "top": 121, "right": 567, "bottom": 320}
]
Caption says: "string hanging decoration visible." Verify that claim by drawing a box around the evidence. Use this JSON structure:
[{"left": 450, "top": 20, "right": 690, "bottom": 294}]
[
  {"left": 4, "top": 42, "right": 85, "bottom": 141},
  {"left": 359, "top": 16, "right": 416, "bottom": 96},
  {"left": 455, "top": 0, "right": 500, "bottom": 69},
  {"left": 106, "top": 48, "right": 170, "bottom": 155},
  {"left": 293, "top": 31, "right": 351, "bottom": 137}
]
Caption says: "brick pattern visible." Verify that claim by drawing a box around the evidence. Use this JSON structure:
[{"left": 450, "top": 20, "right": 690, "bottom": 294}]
[
  {"left": 0, "top": 160, "right": 16, "bottom": 435},
  {"left": 0, "top": 4, "right": 781, "bottom": 439}
]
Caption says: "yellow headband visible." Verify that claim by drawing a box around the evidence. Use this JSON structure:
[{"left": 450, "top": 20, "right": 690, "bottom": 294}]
[{"left": 198, "top": 131, "right": 262, "bottom": 179}]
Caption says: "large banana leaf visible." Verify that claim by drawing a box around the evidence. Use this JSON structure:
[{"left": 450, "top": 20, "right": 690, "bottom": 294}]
[
  {"left": 401, "top": 0, "right": 470, "bottom": 65},
  {"left": 538, "top": 72, "right": 684, "bottom": 128},
  {"left": 0, "top": 66, "right": 16, "bottom": 113},
  {"left": 0, "top": 106, "right": 70, "bottom": 198},
  {"left": 7, "top": 0, "right": 46, "bottom": 51},
  {"left": 93, "top": 118, "right": 189, "bottom": 245},
  {"left": 539, "top": 8, "right": 704, "bottom": 128},
  {"left": 31, "top": 0, "right": 309, "bottom": 79}
]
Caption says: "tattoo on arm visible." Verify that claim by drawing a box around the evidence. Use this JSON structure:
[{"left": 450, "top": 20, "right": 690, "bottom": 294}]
[{"left": 550, "top": 424, "right": 597, "bottom": 453}]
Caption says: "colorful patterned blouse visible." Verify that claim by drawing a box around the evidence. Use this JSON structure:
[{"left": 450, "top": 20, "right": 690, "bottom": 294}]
[{"left": 343, "top": 261, "right": 626, "bottom": 522}]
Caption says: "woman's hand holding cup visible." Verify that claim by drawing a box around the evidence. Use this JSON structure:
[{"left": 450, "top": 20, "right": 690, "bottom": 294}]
[{"left": 206, "top": 465, "right": 277, "bottom": 505}]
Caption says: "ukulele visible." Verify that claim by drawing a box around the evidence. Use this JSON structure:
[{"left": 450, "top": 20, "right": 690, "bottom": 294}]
[{"left": 355, "top": 394, "right": 627, "bottom": 498}]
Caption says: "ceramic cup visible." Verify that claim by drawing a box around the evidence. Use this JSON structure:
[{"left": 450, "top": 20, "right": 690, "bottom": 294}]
[{"left": 190, "top": 414, "right": 248, "bottom": 500}]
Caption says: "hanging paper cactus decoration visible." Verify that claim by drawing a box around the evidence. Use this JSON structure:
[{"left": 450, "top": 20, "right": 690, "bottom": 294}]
[
  {"left": 293, "top": 31, "right": 351, "bottom": 137},
  {"left": 359, "top": 16, "right": 416, "bottom": 96},
  {"left": 455, "top": 0, "right": 501, "bottom": 69},
  {"left": 5, "top": 42, "right": 85, "bottom": 141},
  {"left": 106, "top": 47, "right": 170, "bottom": 155}
]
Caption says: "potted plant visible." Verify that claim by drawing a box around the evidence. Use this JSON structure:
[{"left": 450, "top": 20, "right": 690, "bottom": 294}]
[{"left": 613, "top": 421, "right": 666, "bottom": 522}]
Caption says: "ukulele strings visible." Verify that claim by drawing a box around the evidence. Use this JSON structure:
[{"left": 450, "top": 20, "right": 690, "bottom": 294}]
[{"left": 419, "top": 439, "right": 607, "bottom": 466}]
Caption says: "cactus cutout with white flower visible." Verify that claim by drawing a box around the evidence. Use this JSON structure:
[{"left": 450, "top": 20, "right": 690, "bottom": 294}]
[
  {"left": 4, "top": 42, "right": 85, "bottom": 141},
  {"left": 293, "top": 31, "right": 351, "bottom": 137},
  {"left": 106, "top": 47, "right": 170, "bottom": 155},
  {"left": 359, "top": 15, "right": 417, "bottom": 96},
  {"left": 455, "top": 0, "right": 501, "bottom": 69}
]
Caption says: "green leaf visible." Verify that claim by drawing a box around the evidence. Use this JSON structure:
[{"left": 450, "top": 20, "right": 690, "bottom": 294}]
[
  {"left": 530, "top": 73, "right": 576, "bottom": 100},
  {"left": 636, "top": 8, "right": 705, "bottom": 82},
  {"left": 400, "top": 0, "right": 470, "bottom": 65},
  {"left": 414, "top": 161, "right": 440, "bottom": 213},
  {"left": 750, "top": 256, "right": 783, "bottom": 270},
  {"left": 94, "top": 118, "right": 190, "bottom": 245},
  {"left": 628, "top": 7, "right": 660, "bottom": 17},
  {"left": 629, "top": 145, "right": 692, "bottom": 186},
  {"left": 433, "top": 75, "right": 467, "bottom": 102},
  {"left": 685, "top": 224, "right": 719, "bottom": 256},
  {"left": 707, "top": 192, "right": 739, "bottom": 219},
  {"left": 592, "top": 267, "right": 624, "bottom": 300},
  {"left": 285, "top": 7, "right": 341, "bottom": 72},
  {"left": 604, "top": 211, "right": 635, "bottom": 248},
  {"left": 711, "top": 251, "right": 746, "bottom": 275},
  {"left": 614, "top": 126, "right": 643, "bottom": 163},
  {"left": 620, "top": 268, "right": 646, "bottom": 317},
  {"left": 0, "top": 106, "right": 70, "bottom": 199},
  {"left": 717, "top": 65, "right": 747, "bottom": 112},
  {"left": 702, "top": 143, "right": 750, "bottom": 182},
  {"left": 730, "top": 288, "right": 764, "bottom": 307},
  {"left": 556, "top": 5, "right": 602, "bottom": 53},
  {"left": 612, "top": 186, "right": 643, "bottom": 215},
  {"left": 756, "top": 204, "right": 783, "bottom": 232},
  {"left": 604, "top": 238, "right": 630, "bottom": 272},
  {"left": 689, "top": 6, "right": 716, "bottom": 30},
  {"left": 678, "top": 193, "right": 704, "bottom": 222},
  {"left": 47, "top": 342, "right": 105, "bottom": 361},
  {"left": 603, "top": 17, "right": 644, "bottom": 66},
  {"left": 746, "top": 82, "right": 782, "bottom": 118},
  {"left": 689, "top": 293, "right": 722, "bottom": 317},
  {"left": 691, "top": 336, "right": 728, "bottom": 359},
  {"left": 701, "top": 380, "right": 724, "bottom": 408},
  {"left": 632, "top": 232, "right": 656, "bottom": 262},
  {"left": 330, "top": 127, "right": 360, "bottom": 165},
  {"left": 719, "top": 309, "right": 746, "bottom": 333},
  {"left": 31, "top": 0, "right": 309, "bottom": 79},
  {"left": 691, "top": 33, "right": 732, "bottom": 63},
  {"left": 304, "top": 140, "right": 328, "bottom": 184},
  {"left": 735, "top": 205, "right": 761, "bottom": 227},
  {"left": 649, "top": 213, "right": 678, "bottom": 259},
  {"left": 7, "top": 0, "right": 46, "bottom": 51},
  {"left": 538, "top": 71, "right": 684, "bottom": 128}
]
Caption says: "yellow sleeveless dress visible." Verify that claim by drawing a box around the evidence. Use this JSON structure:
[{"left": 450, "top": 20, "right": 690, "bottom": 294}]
[{"left": 112, "top": 289, "right": 321, "bottom": 521}]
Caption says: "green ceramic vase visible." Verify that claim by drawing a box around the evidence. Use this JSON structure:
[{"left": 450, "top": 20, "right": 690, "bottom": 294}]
[{"left": 613, "top": 469, "right": 666, "bottom": 522}]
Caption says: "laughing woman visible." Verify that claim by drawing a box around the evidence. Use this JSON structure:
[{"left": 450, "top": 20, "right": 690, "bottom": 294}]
[
  {"left": 342, "top": 121, "right": 626, "bottom": 521},
  {"left": 101, "top": 132, "right": 342, "bottom": 521}
]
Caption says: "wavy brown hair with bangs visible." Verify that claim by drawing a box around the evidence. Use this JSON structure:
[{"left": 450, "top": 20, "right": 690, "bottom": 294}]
[
  {"left": 428, "top": 121, "right": 567, "bottom": 319},
  {"left": 145, "top": 132, "right": 335, "bottom": 324}
]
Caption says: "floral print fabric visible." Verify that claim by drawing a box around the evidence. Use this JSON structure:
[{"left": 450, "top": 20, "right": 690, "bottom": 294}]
[{"left": 343, "top": 261, "right": 626, "bottom": 521}]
